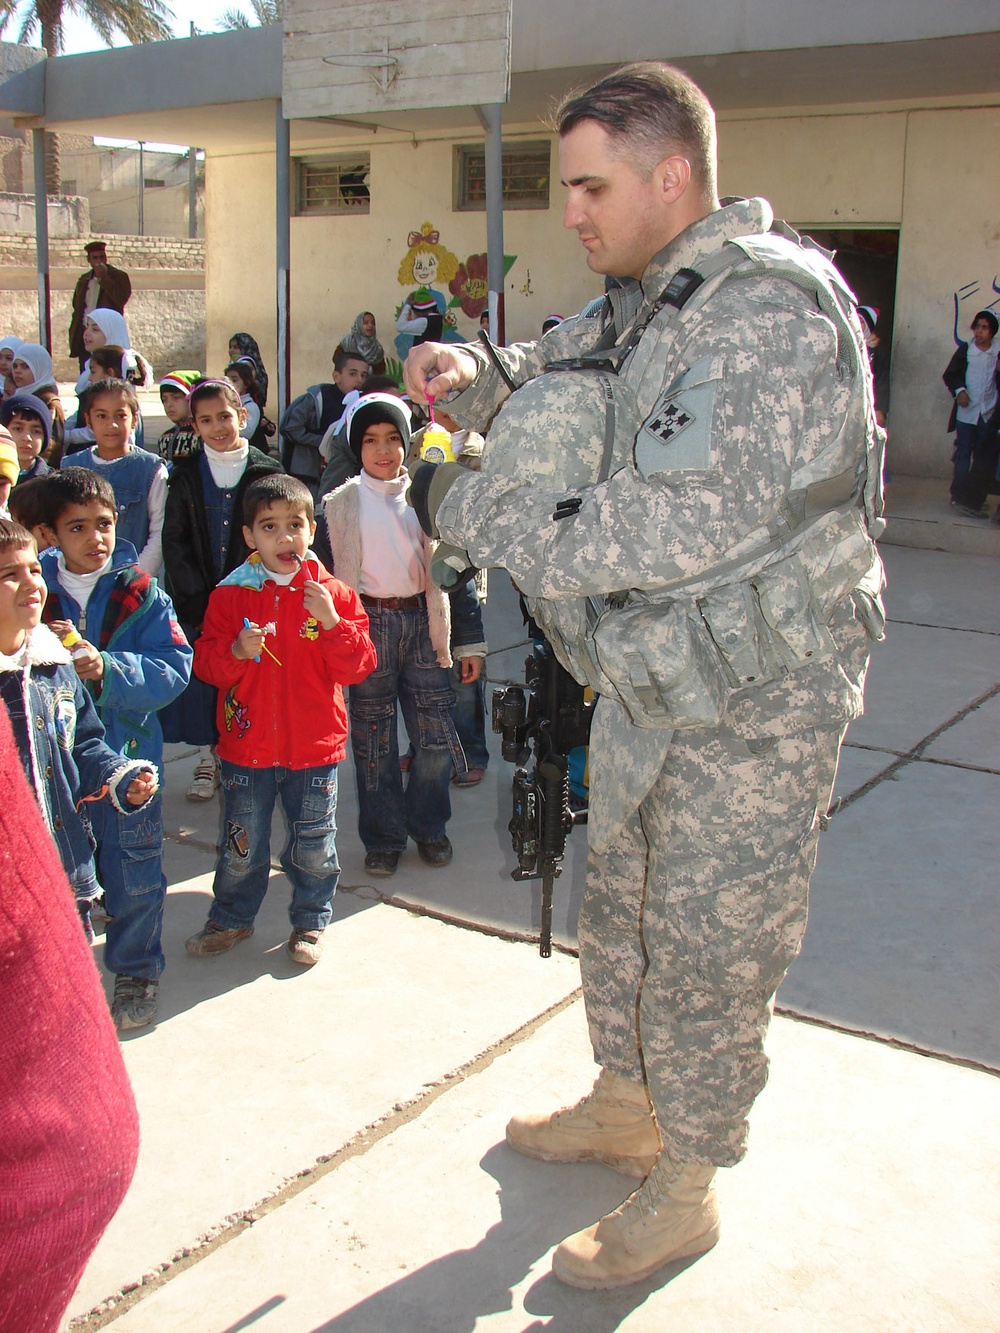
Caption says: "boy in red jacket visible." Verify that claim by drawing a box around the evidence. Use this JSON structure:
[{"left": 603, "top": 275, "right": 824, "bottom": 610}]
[{"left": 187, "top": 475, "right": 376, "bottom": 965}]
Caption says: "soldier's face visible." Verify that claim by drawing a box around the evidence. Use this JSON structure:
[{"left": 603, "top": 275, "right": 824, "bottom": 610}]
[{"left": 560, "top": 120, "right": 672, "bottom": 281}]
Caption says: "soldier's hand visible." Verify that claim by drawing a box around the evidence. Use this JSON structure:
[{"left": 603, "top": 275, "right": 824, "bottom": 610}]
[
  {"left": 403, "top": 343, "right": 479, "bottom": 405},
  {"left": 956, "top": 389, "right": 970, "bottom": 408}
]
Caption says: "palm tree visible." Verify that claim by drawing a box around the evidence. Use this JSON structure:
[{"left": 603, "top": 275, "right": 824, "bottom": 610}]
[
  {"left": 219, "top": 0, "right": 282, "bottom": 28},
  {"left": 0, "top": 0, "right": 176, "bottom": 193}
]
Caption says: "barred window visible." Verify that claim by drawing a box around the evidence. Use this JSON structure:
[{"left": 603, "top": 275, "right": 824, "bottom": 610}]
[
  {"left": 455, "top": 141, "right": 550, "bottom": 211},
  {"left": 294, "top": 155, "right": 370, "bottom": 216}
]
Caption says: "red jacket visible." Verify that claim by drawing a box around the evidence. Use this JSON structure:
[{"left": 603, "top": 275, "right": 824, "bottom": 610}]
[{"left": 194, "top": 555, "right": 376, "bottom": 770}]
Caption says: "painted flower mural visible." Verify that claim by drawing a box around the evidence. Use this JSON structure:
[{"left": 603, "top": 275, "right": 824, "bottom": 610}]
[{"left": 449, "top": 253, "right": 489, "bottom": 320}]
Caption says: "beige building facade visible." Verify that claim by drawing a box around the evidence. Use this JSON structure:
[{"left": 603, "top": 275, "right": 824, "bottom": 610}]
[{"left": 2, "top": 3, "right": 998, "bottom": 478}]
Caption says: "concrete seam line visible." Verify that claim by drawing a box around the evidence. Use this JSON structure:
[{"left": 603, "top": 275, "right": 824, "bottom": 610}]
[
  {"left": 828, "top": 680, "right": 1000, "bottom": 819},
  {"left": 352, "top": 886, "right": 581, "bottom": 958},
  {"left": 67, "top": 986, "right": 584, "bottom": 1331},
  {"left": 774, "top": 1006, "right": 1000, "bottom": 1080}
]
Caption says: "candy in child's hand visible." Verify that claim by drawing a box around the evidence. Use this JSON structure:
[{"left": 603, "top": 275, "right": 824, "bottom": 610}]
[{"left": 59, "top": 626, "right": 82, "bottom": 648}]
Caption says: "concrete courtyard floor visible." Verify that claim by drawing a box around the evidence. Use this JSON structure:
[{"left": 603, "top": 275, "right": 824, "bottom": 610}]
[{"left": 63, "top": 537, "right": 1000, "bottom": 1332}]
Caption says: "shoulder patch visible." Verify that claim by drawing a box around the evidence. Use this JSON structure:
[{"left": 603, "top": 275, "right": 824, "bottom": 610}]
[{"left": 635, "top": 356, "right": 720, "bottom": 478}]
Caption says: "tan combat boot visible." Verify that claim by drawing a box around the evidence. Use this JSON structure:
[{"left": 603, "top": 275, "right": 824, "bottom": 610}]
[
  {"left": 505, "top": 1069, "right": 661, "bottom": 1179},
  {"left": 552, "top": 1153, "right": 719, "bottom": 1290}
]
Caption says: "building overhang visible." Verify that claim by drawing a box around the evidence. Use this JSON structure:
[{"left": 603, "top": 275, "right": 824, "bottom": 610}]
[{"left": 0, "top": 3, "right": 997, "bottom": 154}]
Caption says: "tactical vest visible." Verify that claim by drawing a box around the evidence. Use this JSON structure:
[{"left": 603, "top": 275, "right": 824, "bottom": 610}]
[{"left": 481, "top": 223, "right": 887, "bottom": 730}]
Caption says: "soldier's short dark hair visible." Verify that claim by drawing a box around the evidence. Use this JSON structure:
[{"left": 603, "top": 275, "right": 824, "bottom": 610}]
[
  {"left": 557, "top": 61, "right": 717, "bottom": 203},
  {"left": 242, "top": 474, "right": 314, "bottom": 527}
]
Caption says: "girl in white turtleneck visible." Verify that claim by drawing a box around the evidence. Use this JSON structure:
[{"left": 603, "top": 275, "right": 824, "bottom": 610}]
[
  {"left": 323, "top": 393, "right": 466, "bottom": 877},
  {"left": 160, "top": 378, "right": 281, "bottom": 799}
]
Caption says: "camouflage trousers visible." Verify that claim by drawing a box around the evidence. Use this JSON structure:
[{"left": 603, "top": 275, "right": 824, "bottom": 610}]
[{"left": 579, "top": 721, "right": 845, "bottom": 1168}]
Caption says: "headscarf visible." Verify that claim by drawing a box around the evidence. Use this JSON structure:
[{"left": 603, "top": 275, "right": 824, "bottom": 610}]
[
  {"left": 86, "top": 308, "right": 131, "bottom": 348},
  {"left": 11, "top": 344, "right": 56, "bottom": 397},
  {"left": 340, "top": 311, "right": 385, "bottom": 369},
  {"left": 973, "top": 309, "right": 999, "bottom": 340},
  {"left": 75, "top": 308, "right": 151, "bottom": 393},
  {"left": 0, "top": 335, "right": 24, "bottom": 357},
  {"left": 228, "top": 333, "right": 268, "bottom": 405}
]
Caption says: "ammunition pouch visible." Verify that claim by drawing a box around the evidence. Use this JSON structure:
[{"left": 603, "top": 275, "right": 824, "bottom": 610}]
[{"left": 533, "top": 504, "right": 883, "bottom": 731}]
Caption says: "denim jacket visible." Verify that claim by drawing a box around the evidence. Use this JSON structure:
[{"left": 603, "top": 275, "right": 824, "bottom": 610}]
[{"left": 0, "top": 624, "right": 152, "bottom": 896}]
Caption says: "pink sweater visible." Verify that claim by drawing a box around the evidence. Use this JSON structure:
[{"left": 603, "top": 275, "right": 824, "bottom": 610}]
[{"left": 0, "top": 705, "right": 139, "bottom": 1333}]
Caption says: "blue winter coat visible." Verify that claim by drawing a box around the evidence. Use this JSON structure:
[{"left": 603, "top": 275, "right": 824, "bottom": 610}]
[{"left": 40, "top": 539, "right": 192, "bottom": 773}]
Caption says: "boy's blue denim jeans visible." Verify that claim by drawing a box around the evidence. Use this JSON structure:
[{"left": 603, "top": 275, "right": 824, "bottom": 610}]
[
  {"left": 452, "top": 666, "right": 490, "bottom": 772},
  {"left": 209, "top": 761, "right": 341, "bottom": 932},
  {"left": 349, "top": 603, "right": 462, "bottom": 852},
  {"left": 90, "top": 795, "right": 166, "bottom": 981}
]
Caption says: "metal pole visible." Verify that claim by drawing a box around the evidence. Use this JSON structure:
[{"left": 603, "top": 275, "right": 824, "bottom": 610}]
[
  {"left": 137, "top": 141, "right": 144, "bottom": 236},
  {"left": 476, "top": 103, "right": 505, "bottom": 345},
  {"left": 275, "top": 104, "right": 291, "bottom": 418},
  {"left": 188, "top": 147, "right": 198, "bottom": 239},
  {"left": 31, "top": 127, "right": 52, "bottom": 353}
]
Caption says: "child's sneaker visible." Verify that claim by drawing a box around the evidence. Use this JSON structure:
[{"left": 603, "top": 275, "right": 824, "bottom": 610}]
[
  {"left": 111, "top": 975, "right": 159, "bottom": 1030},
  {"left": 185, "top": 920, "right": 254, "bottom": 956},
  {"left": 287, "top": 927, "right": 324, "bottom": 966},
  {"left": 187, "top": 751, "right": 220, "bottom": 801}
]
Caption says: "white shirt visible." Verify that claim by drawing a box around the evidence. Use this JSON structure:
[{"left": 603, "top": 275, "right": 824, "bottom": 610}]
[
  {"left": 57, "top": 551, "right": 113, "bottom": 617},
  {"left": 956, "top": 339, "right": 999, "bottom": 424},
  {"left": 357, "top": 470, "right": 424, "bottom": 598}
]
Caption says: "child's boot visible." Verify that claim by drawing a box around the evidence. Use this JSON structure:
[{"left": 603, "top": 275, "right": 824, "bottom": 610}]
[
  {"left": 185, "top": 920, "right": 254, "bottom": 956},
  {"left": 111, "top": 975, "right": 159, "bottom": 1031},
  {"left": 287, "top": 927, "right": 324, "bottom": 966}
]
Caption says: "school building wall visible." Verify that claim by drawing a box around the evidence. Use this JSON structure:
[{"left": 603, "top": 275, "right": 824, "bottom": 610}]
[{"left": 205, "top": 101, "right": 998, "bottom": 480}]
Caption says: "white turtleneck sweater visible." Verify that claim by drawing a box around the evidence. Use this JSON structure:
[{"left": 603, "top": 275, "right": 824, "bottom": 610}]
[{"left": 356, "top": 469, "right": 424, "bottom": 598}]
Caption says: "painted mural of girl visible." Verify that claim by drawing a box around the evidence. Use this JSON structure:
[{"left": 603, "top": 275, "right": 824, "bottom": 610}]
[{"left": 395, "top": 222, "right": 462, "bottom": 358}]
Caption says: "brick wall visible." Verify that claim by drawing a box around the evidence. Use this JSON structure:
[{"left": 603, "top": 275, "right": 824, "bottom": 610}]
[{"left": 2, "top": 229, "right": 206, "bottom": 379}]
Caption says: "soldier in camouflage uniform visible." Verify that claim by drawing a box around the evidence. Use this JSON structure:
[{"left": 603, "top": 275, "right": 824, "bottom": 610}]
[{"left": 404, "top": 62, "right": 885, "bottom": 1291}]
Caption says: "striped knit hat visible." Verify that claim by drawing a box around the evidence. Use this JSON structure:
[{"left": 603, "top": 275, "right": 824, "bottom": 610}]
[{"left": 159, "top": 370, "right": 201, "bottom": 397}]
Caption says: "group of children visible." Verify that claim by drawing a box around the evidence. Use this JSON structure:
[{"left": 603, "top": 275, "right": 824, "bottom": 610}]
[{"left": 0, "top": 347, "right": 486, "bottom": 1032}]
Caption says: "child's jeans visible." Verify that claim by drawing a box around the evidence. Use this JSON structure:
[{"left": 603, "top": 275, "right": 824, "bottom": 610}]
[
  {"left": 209, "top": 761, "right": 341, "bottom": 932},
  {"left": 91, "top": 795, "right": 166, "bottom": 980},
  {"left": 349, "top": 601, "right": 463, "bottom": 852}
]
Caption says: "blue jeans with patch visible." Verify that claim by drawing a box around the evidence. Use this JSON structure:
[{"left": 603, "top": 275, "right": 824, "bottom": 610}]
[
  {"left": 209, "top": 761, "right": 341, "bottom": 932},
  {"left": 349, "top": 604, "right": 461, "bottom": 852},
  {"left": 91, "top": 795, "right": 166, "bottom": 981}
]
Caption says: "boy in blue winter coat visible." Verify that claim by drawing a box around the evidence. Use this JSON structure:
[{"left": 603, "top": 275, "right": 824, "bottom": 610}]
[
  {"left": 39, "top": 468, "right": 193, "bottom": 1029},
  {"left": 0, "top": 517, "right": 162, "bottom": 1028}
]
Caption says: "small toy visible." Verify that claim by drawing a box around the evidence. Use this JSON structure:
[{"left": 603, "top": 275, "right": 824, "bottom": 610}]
[
  {"left": 58, "top": 625, "right": 90, "bottom": 660},
  {"left": 243, "top": 617, "right": 283, "bottom": 667}
]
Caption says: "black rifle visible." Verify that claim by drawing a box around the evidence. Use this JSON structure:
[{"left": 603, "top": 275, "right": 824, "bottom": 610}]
[{"left": 492, "top": 637, "right": 595, "bottom": 957}]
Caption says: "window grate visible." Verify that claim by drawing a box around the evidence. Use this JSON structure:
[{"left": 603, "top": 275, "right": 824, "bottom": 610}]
[
  {"left": 295, "top": 156, "right": 370, "bottom": 216},
  {"left": 456, "top": 142, "right": 550, "bottom": 211}
]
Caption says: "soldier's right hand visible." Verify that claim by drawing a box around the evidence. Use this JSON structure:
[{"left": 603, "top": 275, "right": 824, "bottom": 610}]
[{"left": 403, "top": 343, "right": 479, "bottom": 405}]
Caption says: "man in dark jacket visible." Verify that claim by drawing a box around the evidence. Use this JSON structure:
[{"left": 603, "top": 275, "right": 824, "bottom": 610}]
[{"left": 68, "top": 242, "right": 132, "bottom": 366}]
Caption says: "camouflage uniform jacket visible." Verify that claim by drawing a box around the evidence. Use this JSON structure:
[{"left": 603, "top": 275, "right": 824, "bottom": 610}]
[{"left": 436, "top": 197, "right": 885, "bottom": 849}]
